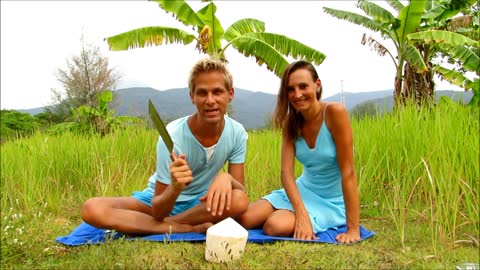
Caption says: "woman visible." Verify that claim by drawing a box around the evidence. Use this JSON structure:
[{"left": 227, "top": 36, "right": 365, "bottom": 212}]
[{"left": 239, "top": 60, "right": 360, "bottom": 243}]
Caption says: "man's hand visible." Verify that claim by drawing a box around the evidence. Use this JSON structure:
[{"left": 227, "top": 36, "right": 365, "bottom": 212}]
[
  {"left": 199, "top": 172, "right": 232, "bottom": 217},
  {"left": 169, "top": 154, "right": 193, "bottom": 191}
]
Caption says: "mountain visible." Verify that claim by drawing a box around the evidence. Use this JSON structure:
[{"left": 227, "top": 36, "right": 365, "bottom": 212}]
[
  {"left": 16, "top": 106, "right": 46, "bottom": 115},
  {"left": 324, "top": 90, "right": 393, "bottom": 111},
  {"left": 351, "top": 90, "right": 473, "bottom": 112},
  {"left": 112, "top": 87, "right": 277, "bottom": 129},
  {"left": 16, "top": 88, "right": 472, "bottom": 130}
]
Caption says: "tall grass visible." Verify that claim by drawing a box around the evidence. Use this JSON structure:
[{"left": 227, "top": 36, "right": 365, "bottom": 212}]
[
  {"left": 1, "top": 103, "right": 478, "bottom": 253},
  {"left": 1, "top": 127, "right": 157, "bottom": 212},
  {"left": 352, "top": 103, "right": 479, "bottom": 251},
  {"left": 242, "top": 129, "right": 302, "bottom": 200}
]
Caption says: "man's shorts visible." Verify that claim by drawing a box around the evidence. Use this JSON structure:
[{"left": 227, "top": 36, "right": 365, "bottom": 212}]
[{"left": 131, "top": 190, "right": 206, "bottom": 216}]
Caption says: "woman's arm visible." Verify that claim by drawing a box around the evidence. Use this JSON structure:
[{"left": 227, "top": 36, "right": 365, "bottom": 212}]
[
  {"left": 325, "top": 103, "right": 361, "bottom": 243},
  {"left": 281, "top": 130, "right": 316, "bottom": 240}
]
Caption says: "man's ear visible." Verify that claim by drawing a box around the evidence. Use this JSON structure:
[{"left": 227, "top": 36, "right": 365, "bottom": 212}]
[
  {"left": 190, "top": 90, "right": 194, "bottom": 104},
  {"left": 228, "top": 87, "right": 234, "bottom": 102}
]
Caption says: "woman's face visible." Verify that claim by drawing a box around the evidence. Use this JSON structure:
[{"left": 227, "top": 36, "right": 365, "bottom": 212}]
[{"left": 286, "top": 68, "right": 321, "bottom": 112}]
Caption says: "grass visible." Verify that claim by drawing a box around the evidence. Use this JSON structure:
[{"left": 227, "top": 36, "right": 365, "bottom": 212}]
[{"left": 1, "top": 103, "right": 479, "bottom": 269}]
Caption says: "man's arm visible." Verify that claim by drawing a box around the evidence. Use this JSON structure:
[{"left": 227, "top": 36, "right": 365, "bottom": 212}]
[
  {"left": 228, "top": 163, "right": 245, "bottom": 191},
  {"left": 151, "top": 154, "right": 192, "bottom": 221}
]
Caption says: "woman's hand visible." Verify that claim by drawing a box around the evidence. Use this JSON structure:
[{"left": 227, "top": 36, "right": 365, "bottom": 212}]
[
  {"left": 335, "top": 229, "right": 360, "bottom": 244},
  {"left": 169, "top": 154, "right": 192, "bottom": 191},
  {"left": 293, "top": 212, "right": 317, "bottom": 240},
  {"left": 199, "top": 173, "right": 232, "bottom": 217}
]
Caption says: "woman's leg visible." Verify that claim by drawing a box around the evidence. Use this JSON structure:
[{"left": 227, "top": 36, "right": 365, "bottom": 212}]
[
  {"left": 263, "top": 209, "right": 295, "bottom": 237},
  {"left": 237, "top": 199, "right": 275, "bottom": 229}
]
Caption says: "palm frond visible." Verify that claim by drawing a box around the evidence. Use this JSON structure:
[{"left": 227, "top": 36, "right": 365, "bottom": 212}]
[
  {"left": 403, "top": 44, "right": 427, "bottom": 72},
  {"left": 422, "top": 2, "right": 448, "bottom": 20},
  {"left": 455, "top": 28, "right": 480, "bottom": 43},
  {"left": 224, "top": 19, "right": 266, "bottom": 42},
  {"left": 408, "top": 30, "right": 478, "bottom": 47},
  {"left": 386, "top": 0, "right": 404, "bottom": 12},
  {"left": 239, "top": 32, "right": 326, "bottom": 66},
  {"left": 196, "top": 2, "right": 224, "bottom": 52},
  {"left": 396, "top": 0, "right": 427, "bottom": 44},
  {"left": 362, "top": 34, "right": 397, "bottom": 67},
  {"left": 358, "top": 0, "right": 396, "bottom": 25},
  {"left": 152, "top": 0, "right": 204, "bottom": 28},
  {"left": 433, "top": 65, "right": 472, "bottom": 89},
  {"left": 437, "top": 44, "right": 480, "bottom": 74},
  {"left": 229, "top": 36, "right": 289, "bottom": 77},
  {"left": 323, "top": 7, "right": 384, "bottom": 33},
  {"left": 437, "top": 0, "right": 477, "bottom": 21},
  {"left": 106, "top": 27, "right": 195, "bottom": 51}
]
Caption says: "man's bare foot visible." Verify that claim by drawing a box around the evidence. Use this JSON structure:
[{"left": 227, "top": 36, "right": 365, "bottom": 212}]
[{"left": 193, "top": 222, "right": 214, "bottom": 233}]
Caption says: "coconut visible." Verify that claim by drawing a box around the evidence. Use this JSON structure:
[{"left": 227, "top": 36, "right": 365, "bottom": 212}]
[{"left": 205, "top": 217, "right": 248, "bottom": 263}]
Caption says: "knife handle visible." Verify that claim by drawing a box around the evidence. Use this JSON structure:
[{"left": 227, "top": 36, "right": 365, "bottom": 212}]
[{"left": 170, "top": 152, "right": 177, "bottom": 162}]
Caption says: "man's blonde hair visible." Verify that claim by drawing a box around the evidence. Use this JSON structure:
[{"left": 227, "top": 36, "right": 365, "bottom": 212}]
[{"left": 188, "top": 58, "right": 233, "bottom": 92}]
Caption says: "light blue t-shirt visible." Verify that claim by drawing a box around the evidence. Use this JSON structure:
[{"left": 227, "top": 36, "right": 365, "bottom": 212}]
[{"left": 143, "top": 115, "right": 247, "bottom": 202}]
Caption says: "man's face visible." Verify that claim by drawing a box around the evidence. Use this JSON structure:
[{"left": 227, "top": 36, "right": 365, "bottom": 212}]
[{"left": 190, "top": 71, "right": 233, "bottom": 125}]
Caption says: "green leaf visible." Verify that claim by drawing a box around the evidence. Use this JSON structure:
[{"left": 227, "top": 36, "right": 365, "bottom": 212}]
[
  {"left": 229, "top": 36, "right": 288, "bottom": 77},
  {"left": 98, "top": 90, "right": 113, "bottom": 114},
  {"left": 433, "top": 65, "right": 471, "bottom": 88},
  {"left": 106, "top": 27, "right": 195, "bottom": 51},
  {"left": 358, "top": 0, "right": 396, "bottom": 25},
  {"left": 229, "top": 32, "right": 326, "bottom": 77},
  {"left": 467, "top": 78, "right": 480, "bottom": 107},
  {"left": 402, "top": 44, "right": 427, "bottom": 73},
  {"left": 48, "top": 122, "right": 80, "bottom": 134},
  {"left": 396, "top": 0, "right": 427, "bottom": 44},
  {"left": 386, "top": 0, "right": 404, "bottom": 12},
  {"left": 438, "top": 44, "right": 479, "bottom": 74},
  {"left": 152, "top": 0, "right": 204, "bottom": 28},
  {"left": 196, "top": 2, "right": 224, "bottom": 53},
  {"left": 224, "top": 18, "right": 265, "bottom": 42},
  {"left": 323, "top": 7, "right": 385, "bottom": 33},
  {"left": 408, "top": 30, "right": 478, "bottom": 47},
  {"left": 242, "top": 33, "right": 326, "bottom": 66}
]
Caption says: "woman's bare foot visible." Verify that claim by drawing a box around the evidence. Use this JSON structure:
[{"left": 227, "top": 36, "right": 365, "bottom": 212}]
[{"left": 193, "top": 222, "right": 214, "bottom": 233}]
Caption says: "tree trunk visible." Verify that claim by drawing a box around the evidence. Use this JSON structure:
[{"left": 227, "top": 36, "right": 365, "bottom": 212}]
[
  {"left": 394, "top": 76, "right": 402, "bottom": 110},
  {"left": 401, "top": 62, "right": 435, "bottom": 109}
]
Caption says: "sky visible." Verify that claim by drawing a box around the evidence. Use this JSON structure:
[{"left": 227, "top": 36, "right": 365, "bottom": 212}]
[{"left": 1, "top": 1, "right": 462, "bottom": 110}]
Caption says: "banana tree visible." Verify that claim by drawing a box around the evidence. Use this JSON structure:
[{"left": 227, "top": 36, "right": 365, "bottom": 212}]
[
  {"left": 324, "top": 0, "right": 477, "bottom": 108},
  {"left": 106, "top": 0, "right": 325, "bottom": 77},
  {"left": 408, "top": 30, "right": 479, "bottom": 106},
  {"left": 407, "top": 1, "right": 479, "bottom": 107}
]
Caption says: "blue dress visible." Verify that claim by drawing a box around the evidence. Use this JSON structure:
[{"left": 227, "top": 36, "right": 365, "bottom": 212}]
[{"left": 263, "top": 118, "right": 346, "bottom": 233}]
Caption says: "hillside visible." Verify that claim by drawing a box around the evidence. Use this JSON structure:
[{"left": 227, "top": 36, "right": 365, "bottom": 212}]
[
  {"left": 351, "top": 90, "right": 473, "bottom": 113},
  {"left": 17, "top": 88, "right": 472, "bottom": 129},
  {"left": 112, "top": 87, "right": 276, "bottom": 129}
]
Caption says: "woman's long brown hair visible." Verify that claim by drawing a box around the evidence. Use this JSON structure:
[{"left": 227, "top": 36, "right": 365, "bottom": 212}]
[{"left": 273, "top": 60, "right": 322, "bottom": 140}]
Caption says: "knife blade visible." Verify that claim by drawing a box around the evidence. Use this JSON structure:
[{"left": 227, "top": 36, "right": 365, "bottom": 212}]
[{"left": 148, "top": 99, "right": 175, "bottom": 160}]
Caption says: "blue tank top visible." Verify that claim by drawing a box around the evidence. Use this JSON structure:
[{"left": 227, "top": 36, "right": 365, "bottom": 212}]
[{"left": 295, "top": 105, "right": 343, "bottom": 199}]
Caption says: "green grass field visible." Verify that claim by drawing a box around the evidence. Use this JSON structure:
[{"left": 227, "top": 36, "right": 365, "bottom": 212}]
[{"left": 1, "top": 103, "right": 478, "bottom": 269}]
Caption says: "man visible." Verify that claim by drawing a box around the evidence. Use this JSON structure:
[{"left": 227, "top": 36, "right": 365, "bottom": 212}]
[{"left": 81, "top": 58, "right": 249, "bottom": 234}]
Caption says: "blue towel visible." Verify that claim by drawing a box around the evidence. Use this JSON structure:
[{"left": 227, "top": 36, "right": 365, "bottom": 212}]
[{"left": 56, "top": 222, "right": 374, "bottom": 246}]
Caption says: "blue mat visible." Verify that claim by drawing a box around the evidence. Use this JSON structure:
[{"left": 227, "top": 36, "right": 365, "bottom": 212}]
[{"left": 56, "top": 222, "right": 374, "bottom": 246}]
